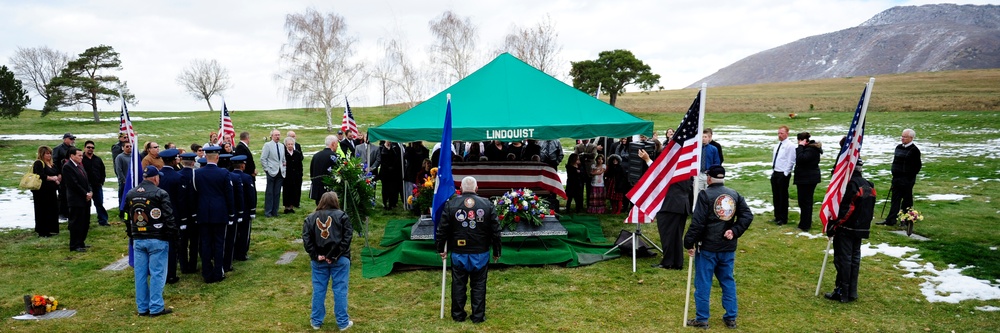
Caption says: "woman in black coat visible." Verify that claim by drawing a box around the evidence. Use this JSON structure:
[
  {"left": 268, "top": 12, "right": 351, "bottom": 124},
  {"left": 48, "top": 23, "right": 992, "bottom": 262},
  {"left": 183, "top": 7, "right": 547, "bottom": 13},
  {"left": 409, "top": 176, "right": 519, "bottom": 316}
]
[
  {"left": 283, "top": 137, "right": 304, "bottom": 213},
  {"left": 793, "top": 132, "right": 823, "bottom": 232},
  {"left": 32, "top": 146, "right": 61, "bottom": 237}
]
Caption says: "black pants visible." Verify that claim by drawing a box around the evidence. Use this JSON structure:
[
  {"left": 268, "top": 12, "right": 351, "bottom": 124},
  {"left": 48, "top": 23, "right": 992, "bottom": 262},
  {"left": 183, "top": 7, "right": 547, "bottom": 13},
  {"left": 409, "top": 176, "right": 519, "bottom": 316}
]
[
  {"left": 68, "top": 206, "right": 90, "bottom": 250},
  {"left": 796, "top": 183, "right": 818, "bottom": 231},
  {"left": 179, "top": 224, "right": 199, "bottom": 273},
  {"left": 886, "top": 180, "right": 915, "bottom": 225},
  {"left": 833, "top": 234, "right": 862, "bottom": 299},
  {"left": 223, "top": 221, "right": 237, "bottom": 270},
  {"left": 234, "top": 215, "right": 252, "bottom": 261},
  {"left": 199, "top": 223, "right": 227, "bottom": 282},
  {"left": 167, "top": 237, "right": 179, "bottom": 281},
  {"left": 565, "top": 187, "right": 584, "bottom": 213},
  {"left": 656, "top": 211, "right": 687, "bottom": 268},
  {"left": 770, "top": 171, "right": 791, "bottom": 222},
  {"left": 452, "top": 264, "right": 488, "bottom": 323}
]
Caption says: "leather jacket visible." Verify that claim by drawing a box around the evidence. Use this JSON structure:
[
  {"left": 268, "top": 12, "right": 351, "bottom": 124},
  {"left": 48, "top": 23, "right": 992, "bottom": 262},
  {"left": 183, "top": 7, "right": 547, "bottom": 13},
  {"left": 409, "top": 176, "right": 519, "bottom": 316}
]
[
  {"left": 302, "top": 209, "right": 353, "bottom": 261},
  {"left": 684, "top": 183, "right": 753, "bottom": 253},
  {"left": 125, "top": 180, "right": 176, "bottom": 240}
]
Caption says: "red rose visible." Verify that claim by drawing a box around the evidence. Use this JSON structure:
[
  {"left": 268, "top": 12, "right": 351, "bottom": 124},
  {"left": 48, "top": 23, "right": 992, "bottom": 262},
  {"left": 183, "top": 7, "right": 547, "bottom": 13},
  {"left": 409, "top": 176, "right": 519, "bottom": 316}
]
[
  {"left": 514, "top": 216, "right": 521, "bottom": 222},
  {"left": 498, "top": 215, "right": 505, "bottom": 220},
  {"left": 549, "top": 209, "right": 556, "bottom": 215},
  {"left": 539, "top": 213, "right": 545, "bottom": 218}
]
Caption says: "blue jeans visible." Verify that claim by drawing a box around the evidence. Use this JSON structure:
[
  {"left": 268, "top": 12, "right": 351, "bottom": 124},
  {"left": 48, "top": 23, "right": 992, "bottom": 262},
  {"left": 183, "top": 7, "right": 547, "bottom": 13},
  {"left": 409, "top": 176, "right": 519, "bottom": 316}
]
[
  {"left": 91, "top": 184, "right": 108, "bottom": 224},
  {"left": 694, "top": 250, "right": 738, "bottom": 322},
  {"left": 134, "top": 238, "right": 169, "bottom": 314},
  {"left": 264, "top": 174, "right": 283, "bottom": 217},
  {"left": 311, "top": 257, "right": 351, "bottom": 329}
]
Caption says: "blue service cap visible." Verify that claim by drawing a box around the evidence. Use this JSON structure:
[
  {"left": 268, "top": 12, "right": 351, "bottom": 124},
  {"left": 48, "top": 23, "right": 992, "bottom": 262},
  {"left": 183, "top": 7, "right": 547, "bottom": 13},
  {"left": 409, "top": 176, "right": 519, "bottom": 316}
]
[
  {"left": 179, "top": 152, "right": 198, "bottom": 160},
  {"left": 202, "top": 146, "right": 222, "bottom": 154},
  {"left": 219, "top": 153, "right": 233, "bottom": 160},
  {"left": 231, "top": 155, "right": 247, "bottom": 162},
  {"left": 144, "top": 165, "right": 163, "bottom": 178},
  {"left": 197, "top": 157, "right": 207, "bottom": 164},
  {"left": 159, "top": 148, "right": 179, "bottom": 159}
]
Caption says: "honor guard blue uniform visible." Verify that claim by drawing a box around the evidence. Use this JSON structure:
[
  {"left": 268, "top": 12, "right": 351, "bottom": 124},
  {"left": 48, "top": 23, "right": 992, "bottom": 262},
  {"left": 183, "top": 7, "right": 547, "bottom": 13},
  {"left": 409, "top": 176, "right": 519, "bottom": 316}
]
[
  {"left": 218, "top": 154, "right": 243, "bottom": 272},
  {"left": 157, "top": 148, "right": 183, "bottom": 284},
  {"left": 177, "top": 152, "right": 199, "bottom": 273},
  {"left": 231, "top": 155, "right": 256, "bottom": 261},
  {"left": 193, "top": 146, "right": 234, "bottom": 283}
]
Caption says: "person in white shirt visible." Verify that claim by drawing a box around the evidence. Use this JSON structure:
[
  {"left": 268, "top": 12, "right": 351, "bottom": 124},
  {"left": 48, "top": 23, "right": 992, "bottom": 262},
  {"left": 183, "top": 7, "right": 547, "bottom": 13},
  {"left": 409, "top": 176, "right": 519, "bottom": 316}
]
[
  {"left": 770, "top": 125, "right": 796, "bottom": 225},
  {"left": 260, "top": 129, "right": 286, "bottom": 217}
]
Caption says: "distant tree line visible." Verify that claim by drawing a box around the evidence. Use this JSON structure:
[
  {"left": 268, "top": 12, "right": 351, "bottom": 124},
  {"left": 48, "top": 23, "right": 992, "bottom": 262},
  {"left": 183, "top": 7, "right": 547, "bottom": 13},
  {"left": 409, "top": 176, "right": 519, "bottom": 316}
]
[{"left": 4, "top": 9, "right": 661, "bottom": 123}]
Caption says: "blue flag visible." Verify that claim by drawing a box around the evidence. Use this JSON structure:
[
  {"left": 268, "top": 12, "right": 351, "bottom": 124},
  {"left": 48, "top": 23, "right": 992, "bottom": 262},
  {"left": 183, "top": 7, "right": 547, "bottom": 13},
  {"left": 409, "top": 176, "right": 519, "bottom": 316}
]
[{"left": 431, "top": 95, "right": 456, "bottom": 234}]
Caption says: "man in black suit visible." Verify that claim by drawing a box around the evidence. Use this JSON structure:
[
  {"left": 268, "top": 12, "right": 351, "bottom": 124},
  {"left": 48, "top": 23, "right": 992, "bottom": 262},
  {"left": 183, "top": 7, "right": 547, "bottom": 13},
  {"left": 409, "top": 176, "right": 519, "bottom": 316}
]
[
  {"left": 235, "top": 131, "right": 256, "bottom": 177},
  {"left": 338, "top": 130, "right": 356, "bottom": 158},
  {"left": 193, "top": 146, "right": 235, "bottom": 283},
  {"left": 53, "top": 133, "right": 76, "bottom": 221},
  {"left": 62, "top": 147, "right": 92, "bottom": 252},
  {"left": 310, "top": 135, "right": 338, "bottom": 205}
]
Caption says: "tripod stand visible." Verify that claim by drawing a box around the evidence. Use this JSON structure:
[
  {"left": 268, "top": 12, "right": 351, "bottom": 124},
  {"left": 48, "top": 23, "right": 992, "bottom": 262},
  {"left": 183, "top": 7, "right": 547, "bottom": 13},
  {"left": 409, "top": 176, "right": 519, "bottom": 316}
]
[{"left": 603, "top": 222, "right": 663, "bottom": 272}]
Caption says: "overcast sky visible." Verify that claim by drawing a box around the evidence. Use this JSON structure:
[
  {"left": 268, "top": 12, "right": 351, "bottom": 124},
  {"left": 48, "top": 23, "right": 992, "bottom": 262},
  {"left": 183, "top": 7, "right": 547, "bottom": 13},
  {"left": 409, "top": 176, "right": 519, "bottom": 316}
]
[{"left": 2, "top": 0, "right": 994, "bottom": 112}]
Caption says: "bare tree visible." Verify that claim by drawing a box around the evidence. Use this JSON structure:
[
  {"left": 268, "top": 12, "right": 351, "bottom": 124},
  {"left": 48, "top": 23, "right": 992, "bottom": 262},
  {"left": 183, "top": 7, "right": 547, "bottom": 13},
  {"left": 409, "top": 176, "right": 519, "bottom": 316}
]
[
  {"left": 276, "top": 8, "right": 366, "bottom": 132},
  {"left": 379, "top": 36, "right": 426, "bottom": 108},
  {"left": 371, "top": 41, "right": 397, "bottom": 106},
  {"left": 8, "top": 46, "right": 71, "bottom": 102},
  {"left": 176, "top": 59, "right": 231, "bottom": 111},
  {"left": 497, "top": 15, "right": 562, "bottom": 76},
  {"left": 428, "top": 10, "right": 478, "bottom": 85}
]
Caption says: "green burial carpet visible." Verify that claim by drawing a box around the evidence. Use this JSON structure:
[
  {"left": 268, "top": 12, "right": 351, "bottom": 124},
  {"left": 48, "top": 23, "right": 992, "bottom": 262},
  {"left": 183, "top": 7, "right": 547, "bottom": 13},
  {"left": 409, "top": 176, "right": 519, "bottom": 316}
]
[{"left": 360, "top": 216, "right": 619, "bottom": 278}]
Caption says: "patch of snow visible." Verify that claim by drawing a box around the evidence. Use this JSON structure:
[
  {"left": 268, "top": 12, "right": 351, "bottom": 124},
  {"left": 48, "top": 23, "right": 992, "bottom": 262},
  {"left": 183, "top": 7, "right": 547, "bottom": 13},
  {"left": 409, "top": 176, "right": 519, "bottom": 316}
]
[
  {"left": 62, "top": 116, "right": 188, "bottom": 122},
  {"left": 976, "top": 305, "right": 1000, "bottom": 312},
  {"left": 922, "top": 194, "right": 969, "bottom": 201},
  {"left": 0, "top": 186, "right": 119, "bottom": 230},
  {"left": 0, "top": 133, "right": 121, "bottom": 141},
  {"left": 990, "top": 247, "right": 997, "bottom": 251}
]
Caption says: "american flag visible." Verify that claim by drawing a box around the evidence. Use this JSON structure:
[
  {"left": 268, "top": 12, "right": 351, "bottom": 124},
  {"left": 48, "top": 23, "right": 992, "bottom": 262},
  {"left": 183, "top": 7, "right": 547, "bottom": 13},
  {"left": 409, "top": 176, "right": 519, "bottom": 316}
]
[
  {"left": 341, "top": 98, "right": 358, "bottom": 138},
  {"left": 119, "top": 97, "right": 140, "bottom": 267},
  {"left": 216, "top": 102, "right": 235, "bottom": 147},
  {"left": 819, "top": 78, "right": 874, "bottom": 230},
  {"left": 625, "top": 91, "right": 702, "bottom": 223},
  {"left": 119, "top": 98, "right": 140, "bottom": 212}
]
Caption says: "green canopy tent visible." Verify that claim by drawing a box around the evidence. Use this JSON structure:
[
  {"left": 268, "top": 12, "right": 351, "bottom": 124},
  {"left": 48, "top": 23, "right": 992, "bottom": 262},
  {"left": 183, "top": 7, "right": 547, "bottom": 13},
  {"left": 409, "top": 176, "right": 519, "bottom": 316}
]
[{"left": 368, "top": 53, "right": 653, "bottom": 142}]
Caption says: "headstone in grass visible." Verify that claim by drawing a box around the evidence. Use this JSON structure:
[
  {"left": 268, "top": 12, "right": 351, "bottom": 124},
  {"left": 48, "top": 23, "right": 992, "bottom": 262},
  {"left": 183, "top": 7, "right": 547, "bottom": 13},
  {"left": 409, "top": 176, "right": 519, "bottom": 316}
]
[
  {"left": 102, "top": 257, "right": 130, "bottom": 271},
  {"left": 276, "top": 251, "right": 298, "bottom": 265},
  {"left": 12, "top": 309, "right": 77, "bottom": 320},
  {"left": 889, "top": 230, "right": 930, "bottom": 241}
]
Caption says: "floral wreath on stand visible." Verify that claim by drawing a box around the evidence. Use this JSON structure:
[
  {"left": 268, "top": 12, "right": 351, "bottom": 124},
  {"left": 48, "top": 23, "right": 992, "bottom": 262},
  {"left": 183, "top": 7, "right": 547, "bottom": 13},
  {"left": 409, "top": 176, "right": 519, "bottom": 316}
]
[
  {"left": 321, "top": 155, "right": 376, "bottom": 236},
  {"left": 898, "top": 207, "right": 923, "bottom": 236},
  {"left": 493, "top": 188, "right": 555, "bottom": 231}
]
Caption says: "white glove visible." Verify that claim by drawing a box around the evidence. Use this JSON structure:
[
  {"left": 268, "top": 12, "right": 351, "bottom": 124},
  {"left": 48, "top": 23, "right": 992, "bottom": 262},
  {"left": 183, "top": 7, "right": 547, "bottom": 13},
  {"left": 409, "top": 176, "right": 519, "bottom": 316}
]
[{"left": 180, "top": 225, "right": 187, "bottom": 230}]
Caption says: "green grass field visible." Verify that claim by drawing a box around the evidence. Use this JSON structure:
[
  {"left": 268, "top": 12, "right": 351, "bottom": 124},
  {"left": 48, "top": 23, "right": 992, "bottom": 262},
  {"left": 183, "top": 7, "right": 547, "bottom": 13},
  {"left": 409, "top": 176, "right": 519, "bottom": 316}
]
[{"left": 1, "top": 70, "right": 999, "bottom": 332}]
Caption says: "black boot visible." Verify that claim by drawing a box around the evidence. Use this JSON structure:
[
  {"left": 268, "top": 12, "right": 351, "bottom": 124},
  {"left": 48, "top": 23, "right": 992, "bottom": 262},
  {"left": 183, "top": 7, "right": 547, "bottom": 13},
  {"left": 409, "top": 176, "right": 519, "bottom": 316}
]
[{"left": 823, "top": 288, "right": 843, "bottom": 302}]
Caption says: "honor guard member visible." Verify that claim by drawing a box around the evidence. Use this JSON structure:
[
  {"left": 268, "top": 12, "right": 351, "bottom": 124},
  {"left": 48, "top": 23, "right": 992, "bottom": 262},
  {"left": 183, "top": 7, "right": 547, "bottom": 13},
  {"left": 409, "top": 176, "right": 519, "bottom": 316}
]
[
  {"left": 435, "top": 176, "right": 502, "bottom": 323},
  {"left": 218, "top": 153, "right": 243, "bottom": 272},
  {"left": 157, "top": 148, "right": 183, "bottom": 284},
  {"left": 684, "top": 165, "right": 754, "bottom": 329},
  {"left": 193, "top": 146, "right": 234, "bottom": 283},
  {"left": 231, "top": 155, "right": 256, "bottom": 261},
  {"left": 177, "top": 152, "right": 199, "bottom": 273},
  {"left": 197, "top": 157, "right": 208, "bottom": 168},
  {"left": 125, "top": 166, "right": 177, "bottom": 317}
]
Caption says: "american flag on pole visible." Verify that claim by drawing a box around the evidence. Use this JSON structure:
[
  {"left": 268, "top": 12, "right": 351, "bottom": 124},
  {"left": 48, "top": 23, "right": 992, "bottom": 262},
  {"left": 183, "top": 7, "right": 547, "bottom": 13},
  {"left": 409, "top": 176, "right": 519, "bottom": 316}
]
[
  {"left": 819, "top": 78, "right": 874, "bottom": 231},
  {"left": 625, "top": 90, "right": 703, "bottom": 223},
  {"left": 119, "top": 96, "right": 140, "bottom": 267},
  {"left": 341, "top": 98, "right": 358, "bottom": 138},
  {"left": 119, "top": 98, "right": 140, "bottom": 211},
  {"left": 216, "top": 101, "right": 235, "bottom": 147}
]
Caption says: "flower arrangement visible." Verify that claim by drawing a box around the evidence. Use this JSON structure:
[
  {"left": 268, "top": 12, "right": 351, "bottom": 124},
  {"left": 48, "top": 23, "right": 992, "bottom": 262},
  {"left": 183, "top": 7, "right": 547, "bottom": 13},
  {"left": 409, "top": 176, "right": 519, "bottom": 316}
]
[
  {"left": 408, "top": 168, "right": 436, "bottom": 215},
  {"left": 898, "top": 208, "right": 923, "bottom": 224},
  {"left": 23, "top": 294, "right": 58, "bottom": 315},
  {"left": 321, "top": 156, "right": 376, "bottom": 235},
  {"left": 493, "top": 188, "right": 555, "bottom": 231}
]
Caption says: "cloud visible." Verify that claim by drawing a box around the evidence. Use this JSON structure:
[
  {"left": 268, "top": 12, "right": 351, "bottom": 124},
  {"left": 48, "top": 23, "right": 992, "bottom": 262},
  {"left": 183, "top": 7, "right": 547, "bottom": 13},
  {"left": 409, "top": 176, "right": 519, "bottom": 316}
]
[{"left": 2, "top": 0, "right": 995, "bottom": 111}]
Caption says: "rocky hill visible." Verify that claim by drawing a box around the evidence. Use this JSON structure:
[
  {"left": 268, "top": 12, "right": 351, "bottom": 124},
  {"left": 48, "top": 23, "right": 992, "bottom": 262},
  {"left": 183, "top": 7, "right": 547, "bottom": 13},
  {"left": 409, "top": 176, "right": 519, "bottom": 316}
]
[{"left": 689, "top": 4, "right": 1000, "bottom": 88}]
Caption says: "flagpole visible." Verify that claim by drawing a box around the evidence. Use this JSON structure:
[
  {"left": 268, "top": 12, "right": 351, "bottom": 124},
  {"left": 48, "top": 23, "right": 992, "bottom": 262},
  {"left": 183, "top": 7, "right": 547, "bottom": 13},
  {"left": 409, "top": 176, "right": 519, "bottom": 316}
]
[
  {"left": 683, "top": 83, "right": 706, "bottom": 327},
  {"left": 815, "top": 237, "right": 833, "bottom": 296}
]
